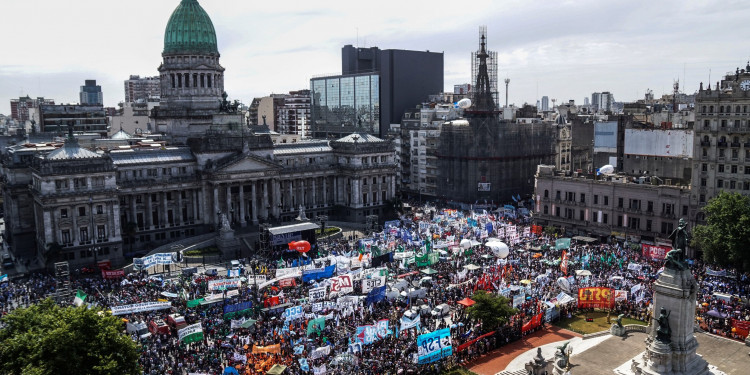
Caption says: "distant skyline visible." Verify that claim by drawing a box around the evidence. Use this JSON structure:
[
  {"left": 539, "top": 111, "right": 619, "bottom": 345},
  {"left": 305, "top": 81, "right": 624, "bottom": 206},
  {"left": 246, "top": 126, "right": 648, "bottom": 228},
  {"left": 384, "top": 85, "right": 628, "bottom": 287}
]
[{"left": 2, "top": 0, "right": 750, "bottom": 115}]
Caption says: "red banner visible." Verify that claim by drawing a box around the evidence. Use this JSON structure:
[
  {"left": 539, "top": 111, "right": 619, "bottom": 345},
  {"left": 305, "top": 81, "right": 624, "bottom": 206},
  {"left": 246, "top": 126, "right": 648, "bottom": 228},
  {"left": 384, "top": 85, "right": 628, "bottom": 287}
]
[
  {"left": 97, "top": 260, "right": 111, "bottom": 270},
  {"left": 560, "top": 251, "right": 569, "bottom": 276},
  {"left": 456, "top": 330, "right": 496, "bottom": 352},
  {"left": 732, "top": 319, "right": 750, "bottom": 338},
  {"left": 577, "top": 287, "right": 614, "bottom": 309},
  {"left": 263, "top": 296, "right": 280, "bottom": 308},
  {"left": 102, "top": 269, "right": 125, "bottom": 279},
  {"left": 642, "top": 244, "right": 670, "bottom": 261},
  {"left": 531, "top": 225, "right": 543, "bottom": 235},
  {"left": 279, "top": 278, "right": 296, "bottom": 288},
  {"left": 522, "top": 312, "right": 544, "bottom": 333}
]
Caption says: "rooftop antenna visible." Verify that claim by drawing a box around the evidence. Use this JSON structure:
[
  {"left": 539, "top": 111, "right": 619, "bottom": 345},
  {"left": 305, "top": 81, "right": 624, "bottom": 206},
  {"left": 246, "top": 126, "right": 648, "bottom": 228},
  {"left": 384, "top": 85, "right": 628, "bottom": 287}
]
[{"left": 356, "top": 27, "right": 359, "bottom": 48}]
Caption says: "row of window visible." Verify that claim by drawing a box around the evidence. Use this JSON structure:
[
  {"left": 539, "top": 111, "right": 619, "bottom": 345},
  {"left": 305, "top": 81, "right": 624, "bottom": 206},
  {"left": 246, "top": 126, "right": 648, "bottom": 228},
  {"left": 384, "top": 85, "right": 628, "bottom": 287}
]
[
  {"left": 702, "top": 119, "right": 749, "bottom": 128},
  {"left": 543, "top": 205, "right": 675, "bottom": 234},
  {"left": 169, "top": 72, "right": 219, "bottom": 89},
  {"left": 701, "top": 147, "right": 750, "bottom": 159},
  {"left": 700, "top": 105, "right": 749, "bottom": 114},
  {"left": 55, "top": 246, "right": 112, "bottom": 261},
  {"left": 54, "top": 177, "right": 105, "bottom": 191},
  {"left": 60, "top": 205, "right": 104, "bottom": 218},
  {"left": 60, "top": 225, "right": 108, "bottom": 244},
  {"left": 117, "top": 166, "right": 189, "bottom": 180},
  {"left": 120, "top": 191, "right": 189, "bottom": 205},
  {"left": 543, "top": 190, "right": 686, "bottom": 214}
]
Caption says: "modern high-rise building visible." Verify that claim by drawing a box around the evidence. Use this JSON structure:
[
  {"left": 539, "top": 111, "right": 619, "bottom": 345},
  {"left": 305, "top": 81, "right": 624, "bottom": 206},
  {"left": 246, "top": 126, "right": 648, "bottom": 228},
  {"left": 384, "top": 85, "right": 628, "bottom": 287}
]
[
  {"left": 80, "top": 80, "right": 103, "bottom": 105},
  {"left": 592, "top": 91, "right": 614, "bottom": 113},
  {"left": 311, "top": 45, "right": 443, "bottom": 138},
  {"left": 10, "top": 96, "right": 55, "bottom": 122},
  {"left": 38, "top": 104, "right": 109, "bottom": 137},
  {"left": 541, "top": 96, "right": 550, "bottom": 111},
  {"left": 276, "top": 90, "right": 311, "bottom": 136},
  {"left": 124, "top": 75, "right": 160, "bottom": 102}
]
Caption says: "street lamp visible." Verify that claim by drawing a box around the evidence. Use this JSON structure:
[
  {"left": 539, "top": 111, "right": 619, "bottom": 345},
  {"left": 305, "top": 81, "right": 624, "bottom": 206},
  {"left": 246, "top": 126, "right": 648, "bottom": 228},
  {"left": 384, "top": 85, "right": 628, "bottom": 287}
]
[{"left": 565, "top": 344, "right": 574, "bottom": 370}]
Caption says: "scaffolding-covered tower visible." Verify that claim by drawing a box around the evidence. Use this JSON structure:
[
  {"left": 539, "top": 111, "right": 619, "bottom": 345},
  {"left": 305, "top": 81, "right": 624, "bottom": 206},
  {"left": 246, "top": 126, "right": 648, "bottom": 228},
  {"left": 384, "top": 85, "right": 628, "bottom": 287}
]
[{"left": 471, "top": 26, "right": 499, "bottom": 110}]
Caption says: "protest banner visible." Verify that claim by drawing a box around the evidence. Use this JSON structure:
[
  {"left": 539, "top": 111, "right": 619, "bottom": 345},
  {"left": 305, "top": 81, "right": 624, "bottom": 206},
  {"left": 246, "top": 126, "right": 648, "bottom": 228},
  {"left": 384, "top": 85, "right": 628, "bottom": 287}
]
[
  {"left": 207, "top": 278, "right": 241, "bottom": 291},
  {"left": 102, "top": 269, "right": 125, "bottom": 279},
  {"left": 614, "top": 290, "right": 628, "bottom": 302},
  {"left": 329, "top": 275, "right": 353, "bottom": 295},
  {"left": 577, "top": 287, "right": 614, "bottom": 309},
  {"left": 111, "top": 301, "right": 171, "bottom": 315},
  {"left": 522, "top": 312, "right": 544, "bottom": 333},
  {"left": 223, "top": 301, "right": 252, "bottom": 315},
  {"left": 417, "top": 328, "right": 452, "bottom": 364},
  {"left": 252, "top": 344, "right": 281, "bottom": 354},
  {"left": 309, "top": 286, "right": 327, "bottom": 301},
  {"left": 178, "top": 323, "right": 203, "bottom": 343},
  {"left": 642, "top": 244, "right": 669, "bottom": 260},
  {"left": 361, "top": 275, "right": 385, "bottom": 293}
]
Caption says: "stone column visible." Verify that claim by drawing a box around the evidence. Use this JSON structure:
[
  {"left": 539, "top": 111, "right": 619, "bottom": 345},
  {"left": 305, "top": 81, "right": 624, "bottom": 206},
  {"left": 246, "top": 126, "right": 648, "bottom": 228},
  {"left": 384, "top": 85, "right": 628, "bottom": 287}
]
[
  {"left": 262, "top": 180, "right": 269, "bottom": 218},
  {"left": 272, "top": 178, "right": 281, "bottom": 217},
  {"left": 322, "top": 177, "right": 328, "bottom": 207},
  {"left": 145, "top": 192, "right": 153, "bottom": 229},
  {"left": 251, "top": 182, "right": 258, "bottom": 225},
  {"left": 177, "top": 190, "right": 183, "bottom": 226},
  {"left": 191, "top": 189, "right": 198, "bottom": 223},
  {"left": 311, "top": 178, "right": 317, "bottom": 208},
  {"left": 112, "top": 203, "right": 121, "bottom": 240},
  {"left": 213, "top": 185, "right": 219, "bottom": 226},
  {"left": 288, "top": 180, "right": 294, "bottom": 208},
  {"left": 43, "top": 210, "right": 53, "bottom": 244},
  {"left": 239, "top": 185, "right": 246, "bottom": 227},
  {"left": 299, "top": 179, "right": 306, "bottom": 208},
  {"left": 161, "top": 191, "right": 168, "bottom": 227},
  {"left": 130, "top": 195, "right": 137, "bottom": 226},
  {"left": 226, "top": 185, "right": 232, "bottom": 223}
]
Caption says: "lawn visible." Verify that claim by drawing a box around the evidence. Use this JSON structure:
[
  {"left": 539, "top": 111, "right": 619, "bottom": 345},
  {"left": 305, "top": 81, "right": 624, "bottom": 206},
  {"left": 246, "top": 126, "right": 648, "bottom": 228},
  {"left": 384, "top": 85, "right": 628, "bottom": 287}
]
[{"left": 553, "top": 311, "right": 648, "bottom": 335}]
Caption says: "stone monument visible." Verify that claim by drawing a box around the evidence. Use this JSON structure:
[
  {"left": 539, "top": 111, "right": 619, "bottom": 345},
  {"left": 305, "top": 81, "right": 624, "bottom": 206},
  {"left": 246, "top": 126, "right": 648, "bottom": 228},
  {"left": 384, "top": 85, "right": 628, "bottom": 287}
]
[
  {"left": 552, "top": 342, "right": 572, "bottom": 375},
  {"left": 611, "top": 314, "right": 626, "bottom": 336},
  {"left": 524, "top": 347, "right": 550, "bottom": 375},
  {"left": 216, "top": 212, "right": 240, "bottom": 258},
  {"left": 618, "top": 219, "right": 725, "bottom": 375}
]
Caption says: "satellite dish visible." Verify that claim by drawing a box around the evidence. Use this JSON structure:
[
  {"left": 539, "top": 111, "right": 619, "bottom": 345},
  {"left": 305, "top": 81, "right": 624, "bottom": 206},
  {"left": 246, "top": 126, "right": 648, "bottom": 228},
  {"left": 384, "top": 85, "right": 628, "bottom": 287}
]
[
  {"left": 457, "top": 98, "right": 472, "bottom": 109},
  {"left": 598, "top": 165, "right": 615, "bottom": 175}
]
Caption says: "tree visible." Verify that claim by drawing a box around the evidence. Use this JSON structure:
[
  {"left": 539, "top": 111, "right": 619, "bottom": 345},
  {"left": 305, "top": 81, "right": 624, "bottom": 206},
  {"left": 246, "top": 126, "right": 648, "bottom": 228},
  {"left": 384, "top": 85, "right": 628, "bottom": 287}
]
[
  {"left": 0, "top": 299, "right": 140, "bottom": 375},
  {"left": 691, "top": 191, "right": 750, "bottom": 272},
  {"left": 466, "top": 290, "right": 518, "bottom": 331}
]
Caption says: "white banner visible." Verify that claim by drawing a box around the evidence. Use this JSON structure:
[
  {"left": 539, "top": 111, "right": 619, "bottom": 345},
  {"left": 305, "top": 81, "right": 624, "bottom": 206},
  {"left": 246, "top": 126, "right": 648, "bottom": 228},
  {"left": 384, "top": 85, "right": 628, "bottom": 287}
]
[
  {"left": 309, "top": 286, "right": 327, "bottom": 301},
  {"left": 614, "top": 290, "right": 628, "bottom": 302},
  {"left": 178, "top": 323, "right": 203, "bottom": 341},
  {"left": 312, "top": 301, "right": 337, "bottom": 312},
  {"left": 275, "top": 267, "right": 302, "bottom": 278},
  {"left": 361, "top": 275, "right": 386, "bottom": 293},
  {"left": 329, "top": 275, "right": 353, "bottom": 295},
  {"left": 247, "top": 275, "right": 267, "bottom": 284},
  {"left": 208, "top": 278, "right": 242, "bottom": 291},
  {"left": 233, "top": 352, "right": 247, "bottom": 363},
  {"left": 134, "top": 252, "right": 178, "bottom": 270},
  {"left": 627, "top": 263, "right": 642, "bottom": 272},
  {"left": 111, "top": 301, "right": 171, "bottom": 315}
]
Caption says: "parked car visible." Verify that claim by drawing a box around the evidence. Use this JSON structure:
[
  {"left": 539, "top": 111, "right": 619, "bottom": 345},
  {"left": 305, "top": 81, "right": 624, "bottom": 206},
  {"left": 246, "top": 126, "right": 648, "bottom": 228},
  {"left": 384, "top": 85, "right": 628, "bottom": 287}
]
[
  {"left": 430, "top": 303, "right": 451, "bottom": 318},
  {"left": 126, "top": 320, "right": 151, "bottom": 340},
  {"left": 204, "top": 268, "right": 217, "bottom": 276}
]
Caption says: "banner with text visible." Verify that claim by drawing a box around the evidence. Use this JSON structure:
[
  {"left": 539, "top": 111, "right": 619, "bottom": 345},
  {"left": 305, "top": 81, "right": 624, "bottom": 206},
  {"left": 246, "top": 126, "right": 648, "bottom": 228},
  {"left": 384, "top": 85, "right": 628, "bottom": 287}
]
[
  {"left": 642, "top": 244, "right": 670, "bottom": 261},
  {"left": 577, "top": 287, "right": 614, "bottom": 309},
  {"left": 111, "top": 301, "right": 171, "bottom": 315},
  {"left": 417, "top": 328, "right": 452, "bottom": 364}
]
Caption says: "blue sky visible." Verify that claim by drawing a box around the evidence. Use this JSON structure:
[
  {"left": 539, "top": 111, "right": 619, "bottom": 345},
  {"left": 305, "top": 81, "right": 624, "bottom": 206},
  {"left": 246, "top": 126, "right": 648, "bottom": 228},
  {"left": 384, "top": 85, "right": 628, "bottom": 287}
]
[{"left": 1, "top": 0, "right": 749, "bottom": 114}]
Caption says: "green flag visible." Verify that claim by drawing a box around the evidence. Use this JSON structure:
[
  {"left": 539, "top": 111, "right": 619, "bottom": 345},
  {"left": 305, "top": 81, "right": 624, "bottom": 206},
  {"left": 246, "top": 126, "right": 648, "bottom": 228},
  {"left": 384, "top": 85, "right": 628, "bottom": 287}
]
[
  {"left": 73, "top": 290, "right": 87, "bottom": 306},
  {"left": 187, "top": 298, "right": 204, "bottom": 308},
  {"left": 307, "top": 317, "right": 325, "bottom": 336}
]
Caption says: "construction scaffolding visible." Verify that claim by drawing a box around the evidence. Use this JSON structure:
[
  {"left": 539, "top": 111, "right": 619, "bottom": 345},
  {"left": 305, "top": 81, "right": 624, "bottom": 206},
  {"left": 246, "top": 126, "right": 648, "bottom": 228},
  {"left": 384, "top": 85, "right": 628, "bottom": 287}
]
[
  {"left": 471, "top": 26, "right": 499, "bottom": 110},
  {"left": 257, "top": 223, "right": 271, "bottom": 259},
  {"left": 54, "top": 261, "right": 72, "bottom": 304}
]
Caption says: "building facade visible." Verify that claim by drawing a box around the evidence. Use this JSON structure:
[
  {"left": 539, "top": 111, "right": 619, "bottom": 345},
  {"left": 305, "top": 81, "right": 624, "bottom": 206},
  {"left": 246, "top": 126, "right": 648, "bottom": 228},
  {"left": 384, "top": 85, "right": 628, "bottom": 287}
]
[
  {"left": 0, "top": 0, "right": 398, "bottom": 268},
  {"left": 311, "top": 46, "right": 443, "bottom": 138},
  {"left": 533, "top": 165, "right": 693, "bottom": 255},
  {"left": 276, "top": 90, "right": 311, "bottom": 136},
  {"left": 691, "top": 66, "right": 750, "bottom": 220},
  {"left": 38, "top": 104, "right": 109, "bottom": 137},
  {"left": 10, "top": 96, "right": 54, "bottom": 122},
  {"left": 80, "top": 80, "right": 103, "bottom": 106},
  {"left": 124, "top": 75, "right": 161, "bottom": 103}
]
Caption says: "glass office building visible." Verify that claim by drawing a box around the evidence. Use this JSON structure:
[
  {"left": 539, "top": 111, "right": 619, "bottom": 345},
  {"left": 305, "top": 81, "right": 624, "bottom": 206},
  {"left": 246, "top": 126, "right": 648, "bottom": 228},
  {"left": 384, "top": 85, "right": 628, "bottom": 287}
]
[{"left": 311, "top": 73, "right": 379, "bottom": 138}]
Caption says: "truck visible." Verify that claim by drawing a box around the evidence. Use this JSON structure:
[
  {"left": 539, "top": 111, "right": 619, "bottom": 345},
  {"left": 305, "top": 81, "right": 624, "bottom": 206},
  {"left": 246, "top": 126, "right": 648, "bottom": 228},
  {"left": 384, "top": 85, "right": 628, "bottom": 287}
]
[
  {"left": 167, "top": 314, "right": 187, "bottom": 332},
  {"left": 148, "top": 319, "right": 170, "bottom": 336},
  {"left": 126, "top": 321, "right": 151, "bottom": 340}
]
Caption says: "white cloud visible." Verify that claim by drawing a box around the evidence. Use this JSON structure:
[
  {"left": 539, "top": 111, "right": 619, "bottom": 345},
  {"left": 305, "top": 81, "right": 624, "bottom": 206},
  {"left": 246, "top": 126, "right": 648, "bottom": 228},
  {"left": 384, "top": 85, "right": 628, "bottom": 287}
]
[{"left": 1, "top": 0, "right": 750, "bottom": 114}]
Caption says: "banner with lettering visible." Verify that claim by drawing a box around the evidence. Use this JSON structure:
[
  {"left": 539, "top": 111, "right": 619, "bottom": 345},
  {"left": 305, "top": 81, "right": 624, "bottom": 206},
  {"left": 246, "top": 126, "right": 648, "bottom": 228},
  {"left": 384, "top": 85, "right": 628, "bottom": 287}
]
[
  {"left": 223, "top": 301, "right": 252, "bottom": 315},
  {"left": 102, "top": 269, "right": 125, "bottom": 279},
  {"left": 302, "top": 265, "right": 336, "bottom": 283},
  {"left": 178, "top": 323, "right": 203, "bottom": 344},
  {"left": 329, "top": 275, "right": 353, "bottom": 295},
  {"left": 309, "top": 286, "right": 327, "bottom": 301},
  {"left": 417, "top": 328, "right": 452, "bottom": 364},
  {"left": 614, "top": 290, "right": 628, "bottom": 302},
  {"left": 361, "top": 275, "right": 386, "bottom": 293},
  {"left": 111, "top": 301, "right": 171, "bottom": 315},
  {"left": 207, "top": 278, "right": 242, "bottom": 291},
  {"left": 252, "top": 344, "right": 281, "bottom": 354},
  {"left": 353, "top": 319, "right": 391, "bottom": 345},
  {"left": 134, "top": 252, "right": 177, "bottom": 270},
  {"left": 642, "top": 244, "right": 669, "bottom": 261},
  {"left": 577, "top": 287, "right": 614, "bottom": 309},
  {"left": 283, "top": 305, "right": 304, "bottom": 321}
]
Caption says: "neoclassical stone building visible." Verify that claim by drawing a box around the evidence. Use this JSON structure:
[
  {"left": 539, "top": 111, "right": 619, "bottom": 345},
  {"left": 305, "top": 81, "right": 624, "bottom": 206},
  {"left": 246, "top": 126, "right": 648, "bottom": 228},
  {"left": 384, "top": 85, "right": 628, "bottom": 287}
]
[{"left": 0, "top": 0, "right": 396, "bottom": 267}]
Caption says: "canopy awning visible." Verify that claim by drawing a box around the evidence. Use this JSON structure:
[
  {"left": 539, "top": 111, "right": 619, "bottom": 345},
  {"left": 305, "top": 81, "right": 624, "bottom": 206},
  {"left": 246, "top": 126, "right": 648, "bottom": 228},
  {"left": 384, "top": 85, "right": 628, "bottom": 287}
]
[
  {"left": 464, "top": 264, "right": 481, "bottom": 271},
  {"left": 575, "top": 270, "right": 592, "bottom": 276},
  {"left": 457, "top": 298, "right": 475, "bottom": 307},
  {"left": 572, "top": 236, "right": 598, "bottom": 243},
  {"left": 420, "top": 267, "right": 438, "bottom": 275}
]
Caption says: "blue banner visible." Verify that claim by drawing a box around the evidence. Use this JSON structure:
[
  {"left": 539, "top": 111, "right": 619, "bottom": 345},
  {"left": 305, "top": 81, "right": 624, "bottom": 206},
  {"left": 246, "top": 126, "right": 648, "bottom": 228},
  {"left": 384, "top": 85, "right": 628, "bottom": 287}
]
[
  {"left": 302, "top": 265, "right": 336, "bottom": 283},
  {"left": 365, "top": 285, "right": 386, "bottom": 305},
  {"left": 223, "top": 301, "right": 252, "bottom": 314},
  {"left": 283, "top": 305, "right": 304, "bottom": 321},
  {"left": 384, "top": 220, "right": 400, "bottom": 229},
  {"left": 417, "top": 328, "right": 452, "bottom": 364}
]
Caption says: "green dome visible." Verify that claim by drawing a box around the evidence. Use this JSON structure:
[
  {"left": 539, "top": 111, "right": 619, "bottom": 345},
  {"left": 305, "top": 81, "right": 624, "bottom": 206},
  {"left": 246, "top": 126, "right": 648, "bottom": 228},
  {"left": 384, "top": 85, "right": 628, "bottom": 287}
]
[{"left": 163, "top": 0, "right": 218, "bottom": 55}]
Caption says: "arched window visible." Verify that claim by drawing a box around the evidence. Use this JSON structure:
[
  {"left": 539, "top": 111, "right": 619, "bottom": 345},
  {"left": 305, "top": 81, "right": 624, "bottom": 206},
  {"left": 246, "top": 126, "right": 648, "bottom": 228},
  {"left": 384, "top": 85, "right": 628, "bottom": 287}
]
[
  {"left": 719, "top": 106, "right": 724, "bottom": 113},
  {"left": 709, "top": 105, "right": 714, "bottom": 113},
  {"left": 544, "top": 189, "right": 549, "bottom": 198},
  {"left": 543, "top": 205, "right": 549, "bottom": 215},
  {"left": 736, "top": 105, "right": 741, "bottom": 113},
  {"left": 701, "top": 106, "right": 706, "bottom": 113},
  {"left": 703, "top": 135, "right": 709, "bottom": 142}
]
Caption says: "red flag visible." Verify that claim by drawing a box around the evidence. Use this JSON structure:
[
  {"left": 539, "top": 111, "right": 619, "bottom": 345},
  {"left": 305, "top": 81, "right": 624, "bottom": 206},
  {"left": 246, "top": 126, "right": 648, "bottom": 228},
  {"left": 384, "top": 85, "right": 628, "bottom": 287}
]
[{"left": 560, "top": 251, "right": 569, "bottom": 276}]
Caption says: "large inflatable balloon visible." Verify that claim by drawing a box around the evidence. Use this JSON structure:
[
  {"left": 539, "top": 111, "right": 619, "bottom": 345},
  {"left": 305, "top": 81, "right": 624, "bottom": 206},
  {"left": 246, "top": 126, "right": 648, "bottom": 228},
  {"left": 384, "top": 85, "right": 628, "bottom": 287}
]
[
  {"left": 556, "top": 277, "right": 571, "bottom": 293},
  {"left": 598, "top": 164, "right": 615, "bottom": 175},
  {"left": 460, "top": 239, "right": 472, "bottom": 249},
  {"left": 486, "top": 241, "right": 509, "bottom": 259},
  {"left": 288, "top": 240, "right": 311, "bottom": 253}
]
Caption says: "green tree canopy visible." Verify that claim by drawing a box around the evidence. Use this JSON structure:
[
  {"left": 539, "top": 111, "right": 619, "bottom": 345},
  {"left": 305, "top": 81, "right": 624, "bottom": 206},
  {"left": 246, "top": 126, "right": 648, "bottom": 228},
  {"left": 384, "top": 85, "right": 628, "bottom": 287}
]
[
  {"left": 466, "top": 290, "right": 518, "bottom": 331},
  {"left": 691, "top": 191, "right": 750, "bottom": 272},
  {"left": 0, "top": 299, "right": 140, "bottom": 375}
]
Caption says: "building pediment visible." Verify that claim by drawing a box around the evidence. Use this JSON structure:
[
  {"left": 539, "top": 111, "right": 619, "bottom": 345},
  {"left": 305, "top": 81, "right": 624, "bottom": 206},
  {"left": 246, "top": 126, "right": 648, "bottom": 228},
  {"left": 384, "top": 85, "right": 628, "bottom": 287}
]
[{"left": 215, "top": 154, "right": 281, "bottom": 173}]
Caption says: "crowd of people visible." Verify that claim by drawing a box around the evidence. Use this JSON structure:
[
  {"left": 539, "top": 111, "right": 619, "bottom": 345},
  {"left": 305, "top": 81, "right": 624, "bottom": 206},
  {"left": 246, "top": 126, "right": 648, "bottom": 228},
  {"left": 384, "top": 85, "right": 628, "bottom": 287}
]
[{"left": 1, "top": 203, "right": 748, "bottom": 375}]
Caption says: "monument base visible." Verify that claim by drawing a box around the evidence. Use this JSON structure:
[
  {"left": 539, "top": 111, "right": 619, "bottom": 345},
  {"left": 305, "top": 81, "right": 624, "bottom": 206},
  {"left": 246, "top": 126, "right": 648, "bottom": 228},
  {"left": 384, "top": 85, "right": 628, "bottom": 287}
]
[{"left": 613, "top": 351, "right": 725, "bottom": 375}]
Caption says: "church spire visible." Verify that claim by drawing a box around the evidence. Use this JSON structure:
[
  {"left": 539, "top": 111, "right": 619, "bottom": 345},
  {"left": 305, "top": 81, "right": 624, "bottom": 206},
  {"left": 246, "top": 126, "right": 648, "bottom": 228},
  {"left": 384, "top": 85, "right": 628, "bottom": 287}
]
[{"left": 473, "top": 27, "right": 496, "bottom": 112}]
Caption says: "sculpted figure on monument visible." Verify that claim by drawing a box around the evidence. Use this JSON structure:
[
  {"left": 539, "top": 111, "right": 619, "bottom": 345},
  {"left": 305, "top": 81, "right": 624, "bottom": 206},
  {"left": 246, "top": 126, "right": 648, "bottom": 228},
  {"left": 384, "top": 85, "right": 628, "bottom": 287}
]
[
  {"left": 656, "top": 307, "right": 672, "bottom": 343},
  {"left": 665, "top": 218, "right": 690, "bottom": 270}
]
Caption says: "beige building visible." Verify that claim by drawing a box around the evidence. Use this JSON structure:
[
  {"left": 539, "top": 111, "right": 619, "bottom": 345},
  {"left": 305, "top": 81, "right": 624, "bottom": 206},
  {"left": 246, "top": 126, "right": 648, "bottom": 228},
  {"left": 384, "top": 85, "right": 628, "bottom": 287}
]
[{"left": 534, "top": 165, "right": 692, "bottom": 254}]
